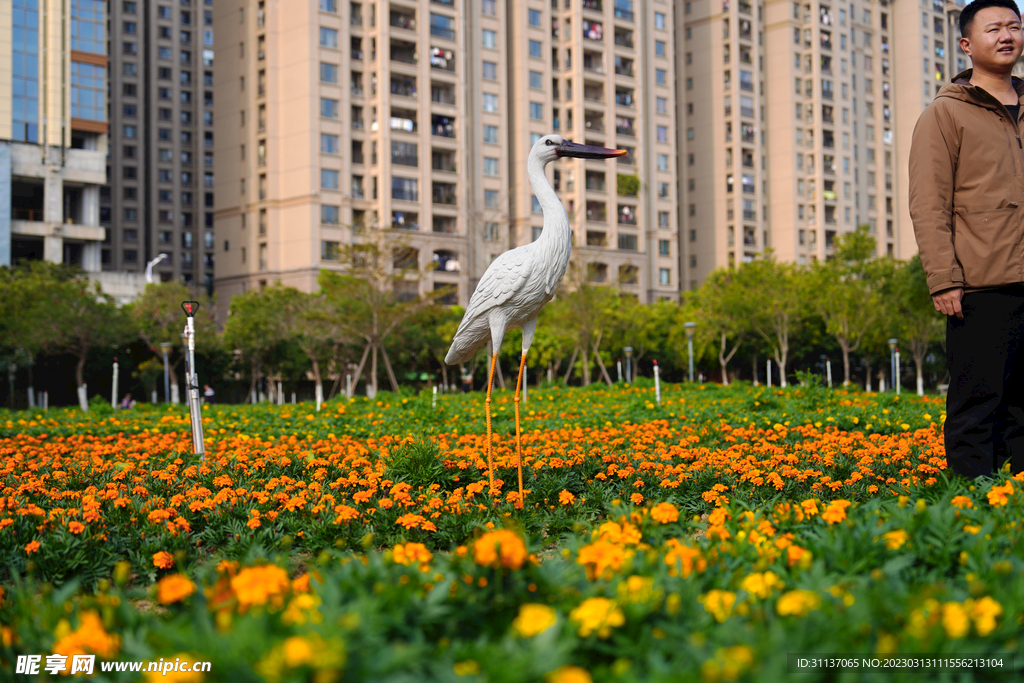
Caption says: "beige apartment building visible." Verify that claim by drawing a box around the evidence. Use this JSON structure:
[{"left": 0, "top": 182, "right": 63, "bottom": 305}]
[
  {"left": 212, "top": 0, "right": 679, "bottom": 314},
  {"left": 102, "top": 0, "right": 217, "bottom": 290},
  {"left": 1, "top": 0, "right": 107, "bottom": 272},
  {"left": 678, "top": 0, "right": 968, "bottom": 284}
]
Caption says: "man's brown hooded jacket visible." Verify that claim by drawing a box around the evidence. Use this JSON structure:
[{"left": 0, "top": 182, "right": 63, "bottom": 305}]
[{"left": 910, "top": 69, "right": 1024, "bottom": 295}]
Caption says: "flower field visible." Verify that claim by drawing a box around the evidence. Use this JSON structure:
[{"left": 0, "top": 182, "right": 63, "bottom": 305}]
[{"left": 2, "top": 382, "right": 1022, "bottom": 681}]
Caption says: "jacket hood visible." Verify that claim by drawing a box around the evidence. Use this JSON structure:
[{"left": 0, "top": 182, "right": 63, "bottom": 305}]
[{"left": 935, "top": 69, "right": 1024, "bottom": 109}]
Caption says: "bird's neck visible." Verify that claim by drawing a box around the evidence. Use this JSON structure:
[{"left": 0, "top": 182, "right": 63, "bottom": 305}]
[{"left": 528, "top": 157, "right": 571, "bottom": 253}]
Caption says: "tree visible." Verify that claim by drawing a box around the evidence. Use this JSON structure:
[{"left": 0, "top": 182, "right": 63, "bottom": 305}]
[
  {"left": 895, "top": 255, "right": 944, "bottom": 396},
  {"left": 127, "top": 282, "right": 217, "bottom": 401},
  {"left": 734, "top": 252, "right": 809, "bottom": 388},
  {"left": 319, "top": 227, "right": 443, "bottom": 398},
  {"left": 808, "top": 227, "right": 884, "bottom": 385},
  {"left": 15, "top": 264, "right": 127, "bottom": 410},
  {"left": 222, "top": 287, "right": 280, "bottom": 403},
  {"left": 690, "top": 269, "right": 752, "bottom": 385}
]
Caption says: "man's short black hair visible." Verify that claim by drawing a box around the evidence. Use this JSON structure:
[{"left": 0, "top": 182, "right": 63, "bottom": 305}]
[{"left": 960, "top": 0, "right": 1022, "bottom": 38}]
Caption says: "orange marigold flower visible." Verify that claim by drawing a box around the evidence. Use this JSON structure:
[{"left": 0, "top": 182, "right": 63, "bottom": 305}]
[
  {"left": 393, "top": 542, "right": 433, "bottom": 566},
  {"left": 986, "top": 481, "right": 1014, "bottom": 508},
  {"left": 473, "top": 529, "right": 527, "bottom": 570},
  {"left": 950, "top": 496, "right": 973, "bottom": 509},
  {"left": 821, "top": 500, "right": 851, "bottom": 524},
  {"left": 546, "top": 666, "right": 593, "bottom": 683},
  {"left": 152, "top": 551, "right": 174, "bottom": 569},
  {"left": 569, "top": 597, "right": 624, "bottom": 638},
  {"left": 629, "top": 492, "right": 644, "bottom": 505},
  {"left": 650, "top": 502, "right": 680, "bottom": 524},
  {"left": 25, "top": 541, "right": 40, "bottom": 555},
  {"left": 558, "top": 490, "right": 576, "bottom": 506},
  {"left": 231, "top": 565, "right": 290, "bottom": 608},
  {"left": 512, "top": 603, "right": 558, "bottom": 637},
  {"left": 577, "top": 540, "right": 628, "bottom": 580},
  {"left": 52, "top": 610, "right": 121, "bottom": 659},
  {"left": 68, "top": 521, "right": 85, "bottom": 534},
  {"left": 157, "top": 574, "right": 196, "bottom": 605},
  {"left": 800, "top": 499, "right": 820, "bottom": 517},
  {"left": 664, "top": 539, "right": 707, "bottom": 578},
  {"left": 396, "top": 513, "right": 428, "bottom": 530}
]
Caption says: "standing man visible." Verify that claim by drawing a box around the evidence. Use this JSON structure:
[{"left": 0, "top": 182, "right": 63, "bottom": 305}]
[{"left": 910, "top": 0, "right": 1024, "bottom": 478}]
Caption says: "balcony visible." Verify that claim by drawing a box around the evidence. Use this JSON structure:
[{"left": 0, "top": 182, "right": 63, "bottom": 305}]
[
  {"left": 617, "top": 205, "right": 636, "bottom": 225},
  {"left": 614, "top": 57, "right": 634, "bottom": 77},
  {"left": 583, "top": 20, "right": 603, "bottom": 41},
  {"left": 432, "top": 0, "right": 454, "bottom": 5},
  {"left": 586, "top": 231, "right": 607, "bottom": 247},
  {"left": 585, "top": 171, "right": 606, "bottom": 192},
  {"left": 613, "top": 28, "right": 633, "bottom": 48},
  {"left": 390, "top": 40, "right": 417, "bottom": 65},
  {"left": 390, "top": 77, "right": 417, "bottom": 98},
  {"left": 613, "top": 0, "right": 634, "bottom": 21},
  {"left": 392, "top": 212, "right": 420, "bottom": 230},
  {"left": 432, "top": 115, "right": 456, "bottom": 138},
  {"left": 432, "top": 216, "right": 457, "bottom": 233},
  {"left": 389, "top": 11, "right": 416, "bottom": 31},
  {"left": 583, "top": 52, "right": 604, "bottom": 73},
  {"left": 584, "top": 83, "right": 604, "bottom": 103},
  {"left": 430, "top": 46, "right": 455, "bottom": 71},
  {"left": 586, "top": 201, "right": 607, "bottom": 223},
  {"left": 392, "top": 187, "right": 418, "bottom": 202},
  {"left": 392, "top": 153, "right": 418, "bottom": 167},
  {"left": 431, "top": 83, "right": 456, "bottom": 105},
  {"left": 584, "top": 114, "right": 605, "bottom": 132},
  {"left": 615, "top": 119, "right": 635, "bottom": 137},
  {"left": 432, "top": 150, "right": 456, "bottom": 172},
  {"left": 582, "top": 0, "right": 602, "bottom": 11},
  {"left": 433, "top": 183, "right": 457, "bottom": 205},
  {"left": 430, "top": 23, "right": 455, "bottom": 40}
]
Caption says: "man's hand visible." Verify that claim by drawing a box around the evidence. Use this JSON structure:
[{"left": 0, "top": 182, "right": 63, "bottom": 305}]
[{"left": 932, "top": 287, "right": 964, "bottom": 319}]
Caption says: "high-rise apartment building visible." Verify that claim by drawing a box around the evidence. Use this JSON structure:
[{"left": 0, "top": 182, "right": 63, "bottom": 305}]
[
  {"left": 1, "top": 0, "right": 107, "bottom": 271},
  {"left": 679, "top": 0, "right": 954, "bottom": 284},
  {"left": 212, "top": 0, "right": 678, "bottom": 315},
  {"left": 102, "top": 0, "right": 216, "bottom": 289}
]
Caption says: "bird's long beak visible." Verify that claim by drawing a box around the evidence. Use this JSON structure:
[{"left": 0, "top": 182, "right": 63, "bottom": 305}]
[{"left": 556, "top": 140, "right": 628, "bottom": 159}]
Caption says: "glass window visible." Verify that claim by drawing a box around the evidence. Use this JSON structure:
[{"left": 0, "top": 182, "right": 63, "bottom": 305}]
[
  {"left": 321, "top": 98, "right": 338, "bottom": 118},
  {"left": 319, "top": 27, "right": 338, "bottom": 48},
  {"left": 320, "top": 62, "right": 338, "bottom": 82},
  {"left": 70, "top": 62, "right": 106, "bottom": 121},
  {"left": 654, "top": 12, "right": 666, "bottom": 29},
  {"left": 482, "top": 61, "right": 497, "bottom": 80},
  {"left": 529, "top": 102, "right": 543, "bottom": 119},
  {"left": 13, "top": 0, "right": 41, "bottom": 142},
  {"left": 71, "top": 0, "right": 106, "bottom": 54},
  {"left": 656, "top": 97, "right": 667, "bottom": 114},
  {"left": 482, "top": 29, "right": 497, "bottom": 49},
  {"left": 659, "top": 269, "right": 670, "bottom": 285},
  {"left": 529, "top": 9, "right": 542, "bottom": 26},
  {"left": 655, "top": 40, "right": 666, "bottom": 57},
  {"left": 529, "top": 71, "right": 542, "bottom": 89},
  {"left": 320, "top": 134, "right": 339, "bottom": 154},
  {"left": 321, "top": 241, "right": 340, "bottom": 260},
  {"left": 483, "top": 93, "right": 498, "bottom": 112},
  {"left": 482, "top": 0, "right": 496, "bottom": 15},
  {"left": 483, "top": 125, "right": 499, "bottom": 143},
  {"left": 655, "top": 69, "right": 666, "bottom": 85},
  {"left": 321, "top": 169, "right": 339, "bottom": 189},
  {"left": 483, "top": 157, "right": 499, "bottom": 176},
  {"left": 321, "top": 205, "right": 340, "bottom": 225},
  {"left": 529, "top": 40, "right": 542, "bottom": 58},
  {"left": 484, "top": 189, "right": 500, "bottom": 208}
]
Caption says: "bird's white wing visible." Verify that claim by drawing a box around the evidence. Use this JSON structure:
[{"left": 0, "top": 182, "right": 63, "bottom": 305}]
[{"left": 462, "top": 246, "right": 536, "bottom": 323}]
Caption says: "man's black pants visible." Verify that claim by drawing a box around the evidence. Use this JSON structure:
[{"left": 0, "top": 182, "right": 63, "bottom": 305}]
[{"left": 945, "top": 285, "right": 1024, "bottom": 478}]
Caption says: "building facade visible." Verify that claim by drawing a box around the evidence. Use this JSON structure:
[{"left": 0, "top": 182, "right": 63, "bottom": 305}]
[
  {"left": 1, "top": 0, "right": 107, "bottom": 271},
  {"left": 102, "top": 0, "right": 216, "bottom": 289},
  {"left": 212, "top": 0, "right": 678, "bottom": 316}
]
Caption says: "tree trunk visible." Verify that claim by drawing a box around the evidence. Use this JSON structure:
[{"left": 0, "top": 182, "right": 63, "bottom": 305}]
[
  {"left": 380, "top": 344, "right": 400, "bottom": 392},
  {"left": 752, "top": 351, "right": 758, "bottom": 386},
  {"left": 580, "top": 343, "right": 591, "bottom": 386},
  {"left": 246, "top": 360, "right": 258, "bottom": 404},
  {"left": 592, "top": 342, "right": 613, "bottom": 385},
  {"left": 349, "top": 343, "right": 372, "bottom": 398},
  {"left": 915, "top": 355, "right": 925, "bottom": 396},
  {"left": 562, "top": 346, "right": 579, "bottom": 384},
  {"left": 76, "top": 352, "right": 86, "bottom": 391},
  {"left": 776, "top": 347, "right": 788, "bottom": 388},
  {"left": 440, "top": 362, "right": 449, "bottom": 391},
  {"left": 840, "top": 342, "right": 851, "bottom": 386},
  {"left": 369, "top": 343, "right": 379, "bottom": 399},
  {"left": 865, "top": 360, "right": 872, "bottom": 392}
]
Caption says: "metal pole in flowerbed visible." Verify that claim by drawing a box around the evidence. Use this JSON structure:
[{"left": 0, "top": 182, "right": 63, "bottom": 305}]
[{"left": 181, "top": 301, "right": 206, "bottom": 460}]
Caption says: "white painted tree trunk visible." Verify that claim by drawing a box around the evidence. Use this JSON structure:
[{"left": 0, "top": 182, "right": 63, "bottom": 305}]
[{"left": 77, "top": 384, "right": 89, "bottom": 412}]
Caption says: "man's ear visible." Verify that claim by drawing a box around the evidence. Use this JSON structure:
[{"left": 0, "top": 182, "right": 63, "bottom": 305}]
[{"left": 959, "top": 36, "right": 972, "bottom": 57}]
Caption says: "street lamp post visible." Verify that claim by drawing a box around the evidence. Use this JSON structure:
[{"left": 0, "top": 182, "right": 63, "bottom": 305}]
[
  {"left": 888, "top": 339, "right": 898, "bottom": 392},
  {"left": 145, "top": 253, "right": 169, "bottom": 284},
  {"left": 159, "top": 342, "right": 172, "bottom": 403},
  {"left": 684, "top": 322, "right": 697, "bottom": 382},
  {"left": 624, "top": 346, "right": 634, "bottom": 384}
]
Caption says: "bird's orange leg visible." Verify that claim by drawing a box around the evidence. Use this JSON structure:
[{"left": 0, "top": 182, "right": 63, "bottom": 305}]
[
  {"left": 485, "top": 352, "right": 498, "bottom": 498},
  {"left": 512, "top": 352, "right": 527, "bottom": 509}
]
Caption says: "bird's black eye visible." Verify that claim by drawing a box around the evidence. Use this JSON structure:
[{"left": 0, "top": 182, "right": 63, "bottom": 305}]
[{"left": 545, "top": 139, "right": 554, "bottom": 145}]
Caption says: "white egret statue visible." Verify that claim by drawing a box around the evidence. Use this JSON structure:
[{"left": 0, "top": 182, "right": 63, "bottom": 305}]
[{"left": 445, "top": 134, "right": 626, "bottom": 506}]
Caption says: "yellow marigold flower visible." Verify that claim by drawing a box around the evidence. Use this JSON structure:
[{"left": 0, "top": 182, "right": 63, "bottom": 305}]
[
  {"left": 986, "top": 481, "right": 1014, "bottom": 507},
  {"left": 52, "top": 610, "right": 121, "bottom": 659},
  {"left": 800, "top": 499, "right": 820, "bottom": 517},
  {"left": 546, "top": 665, "right": 593, "bottom": 683},
  {"left": 392, "top": 542, "right": 433, "bottom": 567},
  {"left": 230, "top": 565, "right": 290, "bottom": 608},
  {"left": 967, "top": 596, "right": 1003, "bottom": 636},
  {"left": 950, "top": 496, "right": 973, "bottom": 509},
  {"left": 963, "top": 524, "right": 981, "bottom": 535},
  {"left": 577, "top": 540, "right": 628, "bottom": 581},
  {"left": 882, "top": 529, "right": 909, "bottom": 550},
  {"left": 570, "top": 597, "right": 624, "bottom": 638},
  {"left": 708, "top": 507, "right": 730, "bottom": 526},
  {"left": 473, "top": 530, "right": 527, "bottom": 570},
  {"left": 617, "top": 575, "right": 661, "bottom": 605},
  {"left": 152, "top": 551, "right": 174, "bottom": 569},
  {"left": 595, "top": 521, "right": 642, "bottom": 546},
  {"left": 776, "top": 589, "right": 821, "bottom": 617},
  {"left": 453, "top": 660, "right": 481, "bottom": 676},
  {"left": 282, "top": 636, "right": 314, "bottom": 667},
  {"left": 282, "top": 593, "right": 322, "bottom": 626},
  {"left": 650, "top": 502, "right": 679, "bottom": 524},
  {"left": 157, "top": 574, "right": 196, "bottom": 605},
  {"left": 740, "top": 571, "right": 783, "bottom": 600},
  {"left": 821, "top": 500, "right": 851, "bottom": 524},
  {"left": 142, "top": 654, "right": 205, "bottom": 682},
  {"left": 941, "top": 602, "right": 970, "bottom": 639},
  {"left": 512, "top": 603, "right": 558, "bottom": 637},
  {"left": 698, "top": 590, "right": 736, "bottom": 623},
  {"left": 558, "top": 490, "right": 576, "bottom": 505}
]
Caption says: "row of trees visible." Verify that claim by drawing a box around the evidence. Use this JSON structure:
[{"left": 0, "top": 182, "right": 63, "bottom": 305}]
[{"left": 0, "top": 227, "right": 946, "bottom": 409}]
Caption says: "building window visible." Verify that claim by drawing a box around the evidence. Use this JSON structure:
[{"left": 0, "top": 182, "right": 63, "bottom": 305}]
[
  {"left": 320, "top": 62, "right": 338, "bottom": 82},
  {"left": 484, "top": 189, "right": 500, "bottom": 208},
  {"left": 483, "top": 93, "right": 499, "bottom": 112},
  {"left": 482, "top": 29, "right": 497, "bottom": 49},
  {"left": 71, "top": 0, "right": 106, "bottom": 54},
  {"left": 529, "top": 40, "right": 542, "bottom": 58},
  {"left": 658, "top": 211, "right": 670, "bottom": 227},
  {"left": 320, "top": 98, "right": 339, "bottom": 118},
  {"left": 321, "top": 241, "right": 340, "bottom": 261},
  {"left": 320, "top": 134, "right": 339, "bottom": 154},
  {"left": 659, "top": 268, "right": 670, "bottom": 286},
  {"left": 482, "top": 61, "right": 497, "bottom": 80},
  {"left": 655, "top": 69, "right": 667, "bottom": 85},
  {"left": 529, "top": 71, "right": 543, "bottom": 89},
  {"left": 320, "top": 27, "right": 338, "bottom": 48},
  {"left": 321, "top": 169, "right": 339, "bottom": 189},
  {"left": 654, "top": 12, "right": 666, "bottom": 30},
  {"left": 321, "top": 205, "right": 340, "bottom": 225},
  {"left": 484, "top": 125, "right": 499, "bottom": 143},
  {"left": 529, "top": 102, "right": 543, "bottom": 120},
  {"left": 483, "top": 157, "right": 499, "bottom": 176}
]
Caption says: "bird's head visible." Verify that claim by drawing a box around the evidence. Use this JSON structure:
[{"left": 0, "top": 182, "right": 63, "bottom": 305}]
[{"left": 530, "top": 134, "right": 627, "bottom": 165}]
